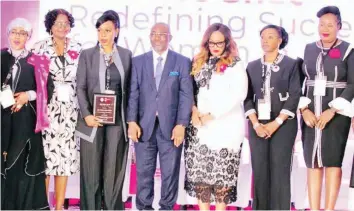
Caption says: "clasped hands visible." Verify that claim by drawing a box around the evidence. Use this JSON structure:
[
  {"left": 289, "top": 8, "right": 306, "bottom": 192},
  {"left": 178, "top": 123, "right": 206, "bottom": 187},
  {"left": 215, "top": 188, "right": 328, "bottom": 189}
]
[
  {"left": 301, "top": 108, "right": 336, "bottom": 130},
  {"left": 11, "top": 92, "right": 29, "bottom": 113},
  {"left": 253, "top": 120, "right": 280, "bottom": 139},
  {"left": 191, "top": 110, "right": 214, "bottom": 127}
]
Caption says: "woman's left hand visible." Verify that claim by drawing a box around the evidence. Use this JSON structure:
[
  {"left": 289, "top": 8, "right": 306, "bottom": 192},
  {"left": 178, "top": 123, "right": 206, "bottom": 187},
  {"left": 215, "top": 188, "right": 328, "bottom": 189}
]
[
  {"left": 263, "top": 121, "right": 280, "bottom": 138},
  {"left": 200, "top": 113, "right": 214, "bottom": 125},
  {"left": 316, "top": 108, "right": 336, "bottom": 130},
  {"left": 11, "top": 92, "right": 29, "bottom": 112}
]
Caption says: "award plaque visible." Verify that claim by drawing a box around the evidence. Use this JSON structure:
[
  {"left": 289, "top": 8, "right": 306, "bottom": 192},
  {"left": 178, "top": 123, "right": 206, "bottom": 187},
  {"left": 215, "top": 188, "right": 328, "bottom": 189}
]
[{"left": 93, "top": 93, "right": 117, "bottom": 125}]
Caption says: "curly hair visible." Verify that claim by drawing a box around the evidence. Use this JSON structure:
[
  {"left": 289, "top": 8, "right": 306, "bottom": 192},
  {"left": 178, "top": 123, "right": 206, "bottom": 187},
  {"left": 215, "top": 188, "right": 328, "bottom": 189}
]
[
  {"left": 44, "top": 9, "right": 74, "bottom": 34},
  {"left": 192, "top": 23, "right": 239, "bottom": 75}
]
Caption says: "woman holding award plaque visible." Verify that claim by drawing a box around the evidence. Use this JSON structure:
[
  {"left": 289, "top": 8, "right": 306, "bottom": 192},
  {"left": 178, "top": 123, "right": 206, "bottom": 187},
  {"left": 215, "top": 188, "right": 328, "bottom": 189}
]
[
  {"left": 76, "top": 10, "right": 132, "bottom": 210},
  {"left": 1, "top": 17, "right": 53, "bottom": 210},
  {"left": 299, "top": 6, "right": 354, "bottom": 210},
  {"left": 244, "top": 24, "right": 302, "bottom": 210}
]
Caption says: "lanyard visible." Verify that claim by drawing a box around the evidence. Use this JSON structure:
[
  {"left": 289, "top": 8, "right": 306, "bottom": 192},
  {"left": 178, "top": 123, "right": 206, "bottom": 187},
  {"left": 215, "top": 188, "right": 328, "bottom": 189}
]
[
  {"left": 103, "top": 48, "right": 114, "bottom": 90},
  {"left": 53, "top": 38, "right": 67, "bottom": 81},
  {"left": 2, "top": 50, "right": 25, "bottom": 89},
  {"left": 319, "top": 38, "right": 338, "bottom": 73},
  {"left": 261, "top": 53, "right": 280, "bottom": 97}
]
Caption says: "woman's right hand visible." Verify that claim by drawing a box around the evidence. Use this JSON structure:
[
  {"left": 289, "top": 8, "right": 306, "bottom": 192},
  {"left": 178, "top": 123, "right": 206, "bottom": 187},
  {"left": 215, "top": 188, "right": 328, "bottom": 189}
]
[
  {"left": 84, "top": 115, "right": 103, "bottom": 127},
  {"left": 254, "top": 124, "right": 271, "bottom": 139},
  {"left": 302, "top": 108, "right": 317, "bottom": 128}
]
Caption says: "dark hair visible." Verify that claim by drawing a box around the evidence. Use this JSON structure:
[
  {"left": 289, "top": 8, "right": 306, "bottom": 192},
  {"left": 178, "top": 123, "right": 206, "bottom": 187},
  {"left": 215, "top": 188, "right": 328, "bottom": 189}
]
[
  {"left": 260, "top": 24, "right": 289, "bottom": 50},
  {"left": 44, "top": 9, "right": 74, "bottom": 34},
  {"left": 317, "top": 6, "right": 342, "bottom": 29},
  {"left": 96, "top": 10, "right": 120, "bottom": 43}
]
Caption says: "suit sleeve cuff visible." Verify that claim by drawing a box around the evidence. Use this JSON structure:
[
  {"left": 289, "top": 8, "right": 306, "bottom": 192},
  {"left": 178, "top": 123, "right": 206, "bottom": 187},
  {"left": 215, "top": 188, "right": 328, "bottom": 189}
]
[
  {"left": 176, "top": 120, "right": 189, "bottom": 127},
  {"left": 81, "top": 110, "right": 92, "bottom": 119},
  {"left": 280, "top": 109, "right": 295, "bottom": 119},
  {"left": 245, "top": 109, "right": 256, "bottom": 119},
  {"left": 126, "top": 116, "right": 137, "bottom": 123}
]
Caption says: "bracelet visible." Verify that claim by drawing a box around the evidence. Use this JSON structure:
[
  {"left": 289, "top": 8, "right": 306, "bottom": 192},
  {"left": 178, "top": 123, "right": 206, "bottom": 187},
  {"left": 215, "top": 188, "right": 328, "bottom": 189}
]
[
  {"left": 300, "top": 107, "right": 309, "bottom": 114},
  {"left": 275, "top": 117, "right": 283, "bottom": 125},
  {"left": 253, "top": 122, "right": 260, "bottom": 130}
]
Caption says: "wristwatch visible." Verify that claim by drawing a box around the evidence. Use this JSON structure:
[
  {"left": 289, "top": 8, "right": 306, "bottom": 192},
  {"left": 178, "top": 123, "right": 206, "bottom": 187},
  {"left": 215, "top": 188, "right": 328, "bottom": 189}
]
[{"left": 275, "top": 117, "right": 283, "bottom": 125}]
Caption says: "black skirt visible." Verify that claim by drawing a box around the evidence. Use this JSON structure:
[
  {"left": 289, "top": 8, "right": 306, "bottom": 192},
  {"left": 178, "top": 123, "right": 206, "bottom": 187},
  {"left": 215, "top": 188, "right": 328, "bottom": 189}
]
[
  {"left": 302, "top": 114, "right": 351, "bottom": 168},
  {"left": 1, "top": 140, "right": 49, "bottom": 210}
]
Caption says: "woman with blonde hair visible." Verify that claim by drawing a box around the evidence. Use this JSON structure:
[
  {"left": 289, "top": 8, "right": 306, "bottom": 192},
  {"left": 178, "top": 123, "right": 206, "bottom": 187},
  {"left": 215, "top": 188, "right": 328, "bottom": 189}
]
[{"left": 184, "top": 23, "right": 248, "bottom": 211}]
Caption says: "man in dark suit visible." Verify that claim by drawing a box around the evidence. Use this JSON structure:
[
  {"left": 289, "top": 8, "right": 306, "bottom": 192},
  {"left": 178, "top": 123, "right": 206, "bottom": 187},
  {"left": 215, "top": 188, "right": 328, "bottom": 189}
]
[{"left": 127, "top": 22, "right": 193, "bottom": 210}]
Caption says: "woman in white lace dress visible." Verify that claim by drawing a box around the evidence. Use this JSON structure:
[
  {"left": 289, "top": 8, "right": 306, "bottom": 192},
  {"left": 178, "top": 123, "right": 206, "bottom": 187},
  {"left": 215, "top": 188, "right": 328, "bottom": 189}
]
[
  {"left": 184, "top": 23, "right": 248, "bottom": 211},
  {"left": 32, "top": 9, "right": 81, "bottom": 210}
]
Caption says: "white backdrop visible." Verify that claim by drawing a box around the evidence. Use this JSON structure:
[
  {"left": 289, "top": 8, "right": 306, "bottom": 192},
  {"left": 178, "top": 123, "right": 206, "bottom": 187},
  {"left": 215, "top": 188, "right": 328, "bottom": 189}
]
[
  {"left": 37, "top": 0, "right": 354, "bottom": 209},
  {"left": 38, "top": 0, "right": 354, "bottom": 62}
]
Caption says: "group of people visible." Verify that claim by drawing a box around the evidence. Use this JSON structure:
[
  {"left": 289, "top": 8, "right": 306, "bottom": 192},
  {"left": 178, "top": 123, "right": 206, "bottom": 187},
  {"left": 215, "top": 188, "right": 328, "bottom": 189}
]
[{"left": 0, "top": 5, "right": 353, "bottom": 211}]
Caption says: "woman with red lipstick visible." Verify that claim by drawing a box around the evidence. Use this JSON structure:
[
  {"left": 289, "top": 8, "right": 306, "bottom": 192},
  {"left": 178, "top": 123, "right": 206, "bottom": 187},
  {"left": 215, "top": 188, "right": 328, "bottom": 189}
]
[
  {"left": 1, "top": 17, "right": 54, "bottom": 210},
  {"left": 299, "top": 6, "right": 354, "bottom": 210},
  {"left": 185, "top": 23, "right": 248, "bottom": 211},
  {"left": 31, "top": 9, "right": 81, "bottom": 210},
  {"left": 76, "top": 10, "right": 132, "bottom": 210},
  {"left": 244, "top": 25, "right": 302, "bottom": 210}
]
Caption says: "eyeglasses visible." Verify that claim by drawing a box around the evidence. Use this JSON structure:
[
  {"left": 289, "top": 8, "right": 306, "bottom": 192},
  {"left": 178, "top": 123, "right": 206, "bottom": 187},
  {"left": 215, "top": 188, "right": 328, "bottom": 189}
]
[
  {"left": 150, "top": 32, "right": 170, "bottom": 40},
  {"left": 53, "top": 21, "right": 70, "bottom": 28},
  {"left": 9, "top": 30, "right": 28, "bottom": 38},
  {"left": 208, "top": 41, "right": 225, "bottom": 47}
]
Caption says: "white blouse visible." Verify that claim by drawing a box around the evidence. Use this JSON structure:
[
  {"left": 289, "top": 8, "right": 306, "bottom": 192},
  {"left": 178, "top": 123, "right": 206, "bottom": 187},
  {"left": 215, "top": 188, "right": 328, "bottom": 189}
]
[{"left": 196, "top": 61, "right": 248, "bottom": 152}]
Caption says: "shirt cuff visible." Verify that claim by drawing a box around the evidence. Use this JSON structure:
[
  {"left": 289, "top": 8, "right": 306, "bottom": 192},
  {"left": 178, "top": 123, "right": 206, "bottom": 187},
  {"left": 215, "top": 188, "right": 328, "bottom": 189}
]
[
  {"left": 280, "top": 109, "right": 295, "bottom": 119},
  {"left": 26, "top": 90, "right": 37, "bottom": 101},
  {"left": 297, "top": 96, "right": 311, "bottom": 110},
  {"left": 328, "top": 97, "right": 354, "bottom": 117},
  {"left": 245, "top": 109, "right": 257, "bottom": 118}
]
